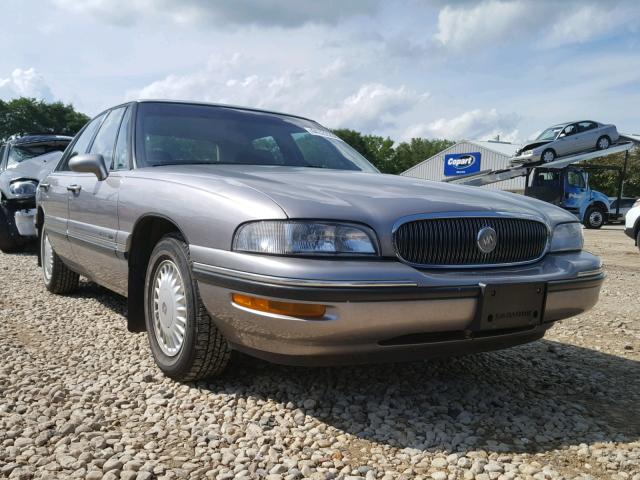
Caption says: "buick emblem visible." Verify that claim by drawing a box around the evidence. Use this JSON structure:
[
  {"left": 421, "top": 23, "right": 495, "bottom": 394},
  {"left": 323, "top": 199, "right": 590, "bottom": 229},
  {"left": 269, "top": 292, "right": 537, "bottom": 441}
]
[{"left": 477, "top": 226, "right": 497, "bottom": 254}]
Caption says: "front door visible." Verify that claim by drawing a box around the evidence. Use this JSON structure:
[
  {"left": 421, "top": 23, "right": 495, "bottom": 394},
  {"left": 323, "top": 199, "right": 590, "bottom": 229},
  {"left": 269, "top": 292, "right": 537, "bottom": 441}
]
[
  {"left": 555, "top": 123, "right": 580, "bottom": 156},
  {"left": 41, "top": 113, "right": 106, "bottom": 269},
  {"left": 66, "top": 106, "right": 129, "bottom": 294}
]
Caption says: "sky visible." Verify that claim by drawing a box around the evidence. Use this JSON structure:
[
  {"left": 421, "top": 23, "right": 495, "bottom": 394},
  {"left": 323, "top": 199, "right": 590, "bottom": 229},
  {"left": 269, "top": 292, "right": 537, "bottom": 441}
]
[{"left": 1, "top": 0, "right": 639, "bottom": 144}]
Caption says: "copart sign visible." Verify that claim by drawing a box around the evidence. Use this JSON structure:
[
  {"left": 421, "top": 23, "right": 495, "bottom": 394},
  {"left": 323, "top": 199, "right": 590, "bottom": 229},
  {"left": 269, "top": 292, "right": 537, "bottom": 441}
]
[{"left": 444, "top": 152, "right": 481, "bottom": 176}]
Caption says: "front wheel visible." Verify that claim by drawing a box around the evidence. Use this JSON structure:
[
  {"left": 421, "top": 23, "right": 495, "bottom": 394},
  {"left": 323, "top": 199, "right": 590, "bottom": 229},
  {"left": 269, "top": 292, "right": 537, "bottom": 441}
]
[
  {"left": 583, "top": 206, "right": 606, "bottom": 229},
  {"left": 596, "top": 136, "right": 610, "bottom": 150},
  {"left": 144, "top": 233, "right": 231, "bottom": 381},
  {"left": 41, "top": 227, "right": 79, "bottom": 294},
  {"left": 541, "top": 149, "right": 556, "bottom": 163}
]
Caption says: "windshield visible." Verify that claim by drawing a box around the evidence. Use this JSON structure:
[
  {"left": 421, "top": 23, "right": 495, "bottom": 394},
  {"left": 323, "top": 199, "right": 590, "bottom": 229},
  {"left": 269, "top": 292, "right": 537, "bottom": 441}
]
[
  {"left": 135, "top": 102, "right": 378, "bottom": 172},
  {"left": 6, "top": 143, "right": 68, "bottom": 169},
  {"left": 535, "top": 126, "right": 563, "bottom": 142}
]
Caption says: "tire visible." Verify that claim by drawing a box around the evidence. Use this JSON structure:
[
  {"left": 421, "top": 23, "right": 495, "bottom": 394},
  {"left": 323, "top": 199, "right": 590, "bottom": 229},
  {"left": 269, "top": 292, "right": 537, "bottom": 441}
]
[
  {"left": 637, "top": 229, "right": 640, "bottom": 253},
  {"left": 596, "top": 135, "right": 611, "bottom": 150},
  {"left": 41, "top": 226, "right": 79, "bottom": 294},
  {"left": 541, "top": 148, "right": 556, "bottom": 163},
  {"left": 583, "top": 205, "right": 606, "bottom": 229},
  {"left": 144, "top": 233, "right": 231, "bottom": 381},
  {"left": 0, "top": 203, "right": 27, "bottom": 253}
]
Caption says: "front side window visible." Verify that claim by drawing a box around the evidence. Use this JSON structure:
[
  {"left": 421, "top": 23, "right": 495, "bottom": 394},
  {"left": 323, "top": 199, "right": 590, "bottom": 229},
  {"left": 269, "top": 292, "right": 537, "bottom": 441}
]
[
  {"left": 90, "top": 107, "right": 126, "bottom": 164},
  {"left": 58, "top": 113, "right": 105, "bottom": 171},
  {"left": 113, "top": 107, "right": 132, "bottom": 170},
  {"left": 567, "top": 171, "right": 585, "bottom": 188},
  {"left": 536, "top": 126, "right": 563, "bottom": 141},
  {"left": 135, "top": 102, "right": 378, "bottom": 172},
  {"left": 562, "top": 124, "right": 578, "bottom": 136}
]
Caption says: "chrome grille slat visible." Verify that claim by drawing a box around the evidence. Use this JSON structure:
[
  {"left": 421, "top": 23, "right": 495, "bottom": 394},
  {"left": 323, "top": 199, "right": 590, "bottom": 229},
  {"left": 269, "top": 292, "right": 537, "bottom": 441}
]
[{"left": 393, "top": 216, "right": 548, "bottom": 267}]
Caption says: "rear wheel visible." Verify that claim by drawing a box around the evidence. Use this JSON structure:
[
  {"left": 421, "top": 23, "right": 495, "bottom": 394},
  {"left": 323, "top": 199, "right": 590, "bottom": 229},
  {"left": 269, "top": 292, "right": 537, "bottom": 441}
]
[
  {"left": 41, "top": 226, "right": 79, "bottom": 294},
  {"left": 637, "top": 229, "right": 640, "bottom": 252},
  {"left": 596, "top": 135, "right": 610, "bottom": 150},
  {"left": 541, "top": 149, "right": 556, "bottom": 163},
  {"left": 583, "top": 205, "right": 606, "bottom": 229},
  {"left": 0, "top": 204, "right": 27, "bottom": 253},
  {"left": 144, "top": 233, "right": 231, "bottom": 381}
]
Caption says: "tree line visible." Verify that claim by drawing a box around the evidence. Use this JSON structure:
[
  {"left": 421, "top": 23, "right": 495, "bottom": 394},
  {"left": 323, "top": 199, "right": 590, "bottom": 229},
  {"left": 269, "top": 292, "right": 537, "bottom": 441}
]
[{"left": 0, "top": 97, "right": 637, "bottom": 197}]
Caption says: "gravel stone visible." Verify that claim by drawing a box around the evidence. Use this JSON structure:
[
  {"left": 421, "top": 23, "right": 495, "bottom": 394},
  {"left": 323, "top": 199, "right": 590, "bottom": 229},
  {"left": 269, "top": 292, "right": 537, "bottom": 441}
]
[{"left": 0, "top": 229, "right": 638, "bottom": 479}]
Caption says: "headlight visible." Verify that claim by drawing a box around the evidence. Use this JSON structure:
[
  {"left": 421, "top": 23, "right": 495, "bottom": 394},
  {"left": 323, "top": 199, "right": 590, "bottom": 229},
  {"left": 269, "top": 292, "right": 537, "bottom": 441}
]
[
  {"left": 523, "top": 150, "right": 533, "bottom": 155},
  {"left": 549, "top": 222, "right": 583, "bottom": 252},
  {"left": 233, "top": 221, "right": 379, "bottom": 256},
  {"left": 9, "top": 180, "right": 38, "bottom": 197}
]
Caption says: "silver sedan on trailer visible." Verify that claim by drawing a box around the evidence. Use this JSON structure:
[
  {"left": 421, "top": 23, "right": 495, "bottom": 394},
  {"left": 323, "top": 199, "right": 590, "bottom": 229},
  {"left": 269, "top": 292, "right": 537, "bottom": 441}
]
[
  {"left": 36, "top": 100, "right": 604, "bottom": 381},
  {"left": 513, "top": 120, "right": 619, "bottom": 164}
]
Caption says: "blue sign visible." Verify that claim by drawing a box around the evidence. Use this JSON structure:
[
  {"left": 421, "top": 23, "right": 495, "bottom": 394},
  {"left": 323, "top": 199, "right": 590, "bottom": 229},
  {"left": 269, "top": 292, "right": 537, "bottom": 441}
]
[{"left": 444, "top": 152, "right": 481, "bottom": 176}]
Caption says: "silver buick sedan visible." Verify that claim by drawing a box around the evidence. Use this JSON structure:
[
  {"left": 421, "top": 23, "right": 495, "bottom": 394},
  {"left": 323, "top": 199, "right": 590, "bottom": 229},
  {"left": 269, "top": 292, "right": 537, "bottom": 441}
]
[{"left": 36, "top": 100, "right": 604, "bottom": 381}]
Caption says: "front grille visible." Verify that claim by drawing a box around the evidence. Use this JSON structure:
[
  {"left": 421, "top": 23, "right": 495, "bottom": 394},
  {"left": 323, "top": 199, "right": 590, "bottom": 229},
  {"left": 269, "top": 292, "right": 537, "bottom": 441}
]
[{"left": 393, "top": 216, "right": 549, "bottom": 267}]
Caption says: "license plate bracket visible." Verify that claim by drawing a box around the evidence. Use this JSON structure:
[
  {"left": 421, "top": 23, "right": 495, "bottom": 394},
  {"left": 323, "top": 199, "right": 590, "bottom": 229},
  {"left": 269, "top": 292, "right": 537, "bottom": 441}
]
[{"left": 474, "top": 282, "right": 546, "bottom": 331}]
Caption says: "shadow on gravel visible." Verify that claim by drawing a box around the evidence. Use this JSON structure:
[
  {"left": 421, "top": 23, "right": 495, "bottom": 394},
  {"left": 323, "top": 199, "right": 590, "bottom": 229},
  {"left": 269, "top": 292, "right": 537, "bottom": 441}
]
[{"left": 203, "top": 340, "right": 640, "bottom": 454}]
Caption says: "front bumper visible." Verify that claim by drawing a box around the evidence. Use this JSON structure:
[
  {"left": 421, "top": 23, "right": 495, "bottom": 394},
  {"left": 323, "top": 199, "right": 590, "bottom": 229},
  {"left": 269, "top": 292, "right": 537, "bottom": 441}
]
[
  {"left": 509, "top": 152, "right": 540, "bottom": 165},
  {"left": 191, "top": 247, "right": 604, "bottom": 366}
]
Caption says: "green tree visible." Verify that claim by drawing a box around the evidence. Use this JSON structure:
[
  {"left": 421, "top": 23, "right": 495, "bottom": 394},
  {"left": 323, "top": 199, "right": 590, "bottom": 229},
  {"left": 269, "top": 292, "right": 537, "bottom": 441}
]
[
  {"left": 392, "top": 138, "right": 455, "bottom": 174},
  {"left": 0, "top": 97, "right": 90, "bottom": 141},
  {"left": 334, "top": 128, "right": 454, "bottom": 174},
  {"left": 587, "top": 149, "right": 640, "bottom": 198}
]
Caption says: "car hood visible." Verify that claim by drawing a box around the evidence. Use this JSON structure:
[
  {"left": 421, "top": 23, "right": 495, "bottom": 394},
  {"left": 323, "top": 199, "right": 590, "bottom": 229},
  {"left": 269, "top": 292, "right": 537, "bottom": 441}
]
[
  {"left": 518, "top": 140, "right": 551, "bottom": 153},
  {"left": 0, "top": 151, "right": 62, "bottom": 198},
  {"left": 142, "top": 165, "right": 576, "bottom": 230}
]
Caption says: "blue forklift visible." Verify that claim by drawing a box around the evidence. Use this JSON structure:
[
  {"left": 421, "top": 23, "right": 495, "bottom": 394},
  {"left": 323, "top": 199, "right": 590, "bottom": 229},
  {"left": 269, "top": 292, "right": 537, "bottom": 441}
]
[{"left": 446, "top": 141, "right": 635, "bottom": 228}]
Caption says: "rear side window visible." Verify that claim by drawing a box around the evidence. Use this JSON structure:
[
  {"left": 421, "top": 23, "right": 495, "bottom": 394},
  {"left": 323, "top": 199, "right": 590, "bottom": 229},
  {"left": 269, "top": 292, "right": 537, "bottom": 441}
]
[
  {"left": 578, "top": 121, "right": 597, "bottom": 132},
  {"left": 58, "top": 114, "right": 105, "bottom": 171},
  {"left": 90, "top": 107, "right": 126, "bottom": 165}
]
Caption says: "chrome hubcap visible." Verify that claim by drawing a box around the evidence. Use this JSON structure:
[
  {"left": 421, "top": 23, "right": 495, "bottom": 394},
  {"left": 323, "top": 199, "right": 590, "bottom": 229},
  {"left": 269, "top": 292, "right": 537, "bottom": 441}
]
[
  {"left": 590, "top": 211, "right": 603, "bottom": 226},
  {"left": 152, "top": 260, "right": 187, "bottom": 357},
  {"left": 599, "top": 138, "right": 609, "bottom": 149},
  {"left": 42, "top": 232, "right": 54, "bottom": 282},
  {"left": 543, "top": 151, "right": 554, "bottom": 162}
]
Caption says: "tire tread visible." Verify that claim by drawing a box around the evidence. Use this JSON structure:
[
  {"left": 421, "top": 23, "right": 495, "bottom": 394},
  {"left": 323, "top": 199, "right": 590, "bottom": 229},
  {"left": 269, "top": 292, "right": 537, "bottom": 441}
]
[{"left": 149, "top": 233, "right": 230, "bottom": 381}]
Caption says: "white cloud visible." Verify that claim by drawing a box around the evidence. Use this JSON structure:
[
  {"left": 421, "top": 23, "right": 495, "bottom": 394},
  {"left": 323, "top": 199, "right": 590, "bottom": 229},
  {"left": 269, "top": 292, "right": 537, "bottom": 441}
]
[
  {"left": 322, "top": 83, "right": 428, "bottom": 132},
  {"left": 52, "top": 0, "right": 381, "bottom": 27},
  {"left": 542, "top": 5, "right": 621, "bottom": 47},
  {"left": 405, "top": 108, "right": 520, "bottom": 142},
  {"left": 434, "top": 0, "right": 529, "bottom": 50},
  {"left": 131, "top": 54, "right": 315, "bottom": 113},
  {"left": 0, "top": 68, "right": 54, "bottom": 101}
]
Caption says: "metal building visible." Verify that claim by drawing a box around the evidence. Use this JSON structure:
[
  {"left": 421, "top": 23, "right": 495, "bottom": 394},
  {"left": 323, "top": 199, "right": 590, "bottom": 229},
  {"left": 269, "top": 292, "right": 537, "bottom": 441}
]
[{"left": 401, "top": 140, "right": 525, "bottom": 192}]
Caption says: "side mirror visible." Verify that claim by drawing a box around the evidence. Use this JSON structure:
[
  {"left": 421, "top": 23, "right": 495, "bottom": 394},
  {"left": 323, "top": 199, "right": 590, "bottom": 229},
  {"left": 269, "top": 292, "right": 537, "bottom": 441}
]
[{"left": 69, "top": 154, "right": 108, "bottom": 181}]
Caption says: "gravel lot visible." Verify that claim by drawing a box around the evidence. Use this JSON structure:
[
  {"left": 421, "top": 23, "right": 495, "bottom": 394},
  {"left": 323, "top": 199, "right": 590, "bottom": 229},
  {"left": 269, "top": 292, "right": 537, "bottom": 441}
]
[{"left": 1, "top": 227, "right": 638, "bottom": 480}]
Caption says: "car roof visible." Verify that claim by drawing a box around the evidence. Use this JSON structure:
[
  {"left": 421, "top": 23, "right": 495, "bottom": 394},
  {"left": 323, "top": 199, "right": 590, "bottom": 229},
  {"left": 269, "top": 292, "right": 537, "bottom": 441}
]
[
  {"left": 125, "top": 99, "right": 318, "bottom": 123},
  {"left": 4, "top": 134, "right": 73, "bottom": 146},
  {"left": 549, "top": 120, "right": 598, "bottom": 128}
]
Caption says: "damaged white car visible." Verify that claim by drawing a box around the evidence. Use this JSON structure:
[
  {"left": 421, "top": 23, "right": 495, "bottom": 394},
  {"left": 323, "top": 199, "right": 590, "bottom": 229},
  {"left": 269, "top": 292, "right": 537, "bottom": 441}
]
[{"left": 0, "top": 135, "right": 71, "bottom": 252}]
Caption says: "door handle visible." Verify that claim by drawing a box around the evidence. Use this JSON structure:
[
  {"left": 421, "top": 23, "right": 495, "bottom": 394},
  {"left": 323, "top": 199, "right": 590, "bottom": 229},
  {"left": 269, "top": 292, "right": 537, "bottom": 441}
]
[
  {"left": 39, "top": 183, "right": 50, "bottom": 191},
  {"left": 67, "top": 184, "right": 82, "bottom": 194}
]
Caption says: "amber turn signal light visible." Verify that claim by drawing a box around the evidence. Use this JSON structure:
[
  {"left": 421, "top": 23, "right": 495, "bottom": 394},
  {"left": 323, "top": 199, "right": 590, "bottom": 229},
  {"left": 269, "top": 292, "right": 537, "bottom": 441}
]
[{"left": 232, "top": 294, "right": 326, "bottom": 318}]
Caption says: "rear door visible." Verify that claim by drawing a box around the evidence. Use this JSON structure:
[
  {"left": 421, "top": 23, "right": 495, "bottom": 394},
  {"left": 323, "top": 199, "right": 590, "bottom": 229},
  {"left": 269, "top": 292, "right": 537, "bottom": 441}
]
[
  {"left": 577, "top": 121, "right": 598, "bottom": 150},
  {"left": 66, "top": 106, "right": 129, "bottom": 293},
  {"left": 40, "top": 114, "right": 105, "bottom": 266}
]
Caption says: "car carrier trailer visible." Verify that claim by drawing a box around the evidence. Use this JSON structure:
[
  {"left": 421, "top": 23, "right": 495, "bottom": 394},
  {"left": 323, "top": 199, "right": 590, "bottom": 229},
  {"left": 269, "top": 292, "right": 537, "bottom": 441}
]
[{"left": 444, "top": 141, "right": 635, "bottom": 228}]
